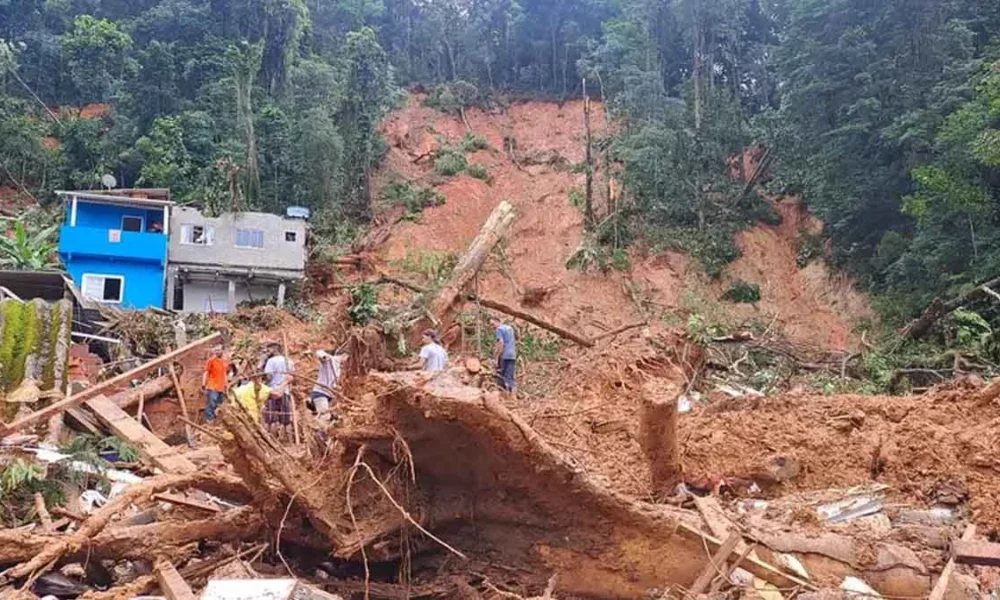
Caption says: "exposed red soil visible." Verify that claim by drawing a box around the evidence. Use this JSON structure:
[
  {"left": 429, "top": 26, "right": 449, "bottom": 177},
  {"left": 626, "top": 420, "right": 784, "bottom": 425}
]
[{"left": 375, "top": 95, "right": 872, "bottom": 351}]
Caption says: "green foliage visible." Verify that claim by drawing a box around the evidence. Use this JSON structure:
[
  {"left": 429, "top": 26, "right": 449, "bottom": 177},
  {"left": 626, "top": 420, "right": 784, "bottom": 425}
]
[
  {"left": 379, "top": 179, "right": 445, "bottom": 216},
  {"left": 62, "top": 434, "right": 140, "bottom": 464},
  {"left": 0, "top": 222, "right": 58, "bottom": 271},
  {"left": 433, "top": 149, "right": 468, "bottom": 177},
  {"left": 721, "top": 280, "right": 761, "bottom": 304},
  {"left": 425, "top": 81, "right": 480, "bottom": 114},
  {"left": 348, "top": 283, "right": 379, "bottom": 326},
  {"left": 466, "top": 163, "right": 491, "bottom": 182},
  {"left": 797, "top": 231, "right": 825, "bottom": 269},
  {"left": 394, "top": 250, "right": 458, "bottom": 284},
  {"left": 518, "top": 331, "right": 560, "bottom": 361},
  {"left": 60, "top": 15, "right": 133, "bottom": 102},
  {"left": 459, "top": 132, "right": 489, "bottom": 153}
]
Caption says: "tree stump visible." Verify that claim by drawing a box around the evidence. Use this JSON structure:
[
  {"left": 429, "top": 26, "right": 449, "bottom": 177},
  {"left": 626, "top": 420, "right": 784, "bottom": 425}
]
[{"left": 639, "top": 381, "right": 682, "bottom": 499}]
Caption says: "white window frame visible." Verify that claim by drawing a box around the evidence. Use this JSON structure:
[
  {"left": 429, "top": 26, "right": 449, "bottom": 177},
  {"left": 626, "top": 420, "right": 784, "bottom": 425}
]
[
  {"left": 121, "top": 215, "right": 144, "bottom": 233},
  {"left": 180, "top": 224, "right": 214, "bottom": 246},
  {"left": 234, "top": 228, "right": 265, "bottom": 249},
  {"left": 81, "top": 273, "right": 125, "bottom": 304}
]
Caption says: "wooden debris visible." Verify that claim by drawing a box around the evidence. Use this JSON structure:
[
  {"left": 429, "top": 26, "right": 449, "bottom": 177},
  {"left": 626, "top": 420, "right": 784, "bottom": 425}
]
[
  {"left": 155, "top": 559, "right": 197, "bottom": 600},
  {"left": 928, "top": 524, "right": 976, "bottom": 600},
  {"left": 425, "top": 200, "right": 516, "bottom": 330},
  {"left": 33, "top": 492, "right": 53, "bottom": 531},
  {"left": 471, "top": 296, "right": 594, "bottom": 347},
  {"left": 952, "top": 538, "right": 1000, "bottom": 566},
  {"left": 169, "top": 363, "right": 194, "bottom": 447},
  {"left": 689, "top": 532, "right": 742, "bottom": 595},
  {"left": 152, "top": 492, "right": 221, "bottom": 514},
  {"left": 0, "top": 332, "right": 221, "bottom": 435},
  {"left": 85, "top": 394, "right": 196, "bottom": 474}
]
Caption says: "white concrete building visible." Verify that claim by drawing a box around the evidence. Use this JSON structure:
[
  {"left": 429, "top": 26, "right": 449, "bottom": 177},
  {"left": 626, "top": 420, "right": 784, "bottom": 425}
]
[{"left": 166, "top": 208, "right": 307, "bottom": 313}]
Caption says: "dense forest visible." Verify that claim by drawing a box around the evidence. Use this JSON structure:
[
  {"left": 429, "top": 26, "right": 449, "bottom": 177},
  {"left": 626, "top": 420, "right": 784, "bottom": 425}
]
[{"left": 2, "top": 0, "right": 1000, "bottom": 328}]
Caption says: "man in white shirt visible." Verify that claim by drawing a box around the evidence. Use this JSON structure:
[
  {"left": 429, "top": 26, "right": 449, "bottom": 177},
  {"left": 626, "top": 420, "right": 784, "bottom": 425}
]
[
  {"left": 311, "top": 350, "right": 347, "bottom": 422},
  {"left": 417, "top": 329, "right": 448, "bottom": 372},
  {"left": 262, "top": 342, "right": 295, "bottom": 437}
]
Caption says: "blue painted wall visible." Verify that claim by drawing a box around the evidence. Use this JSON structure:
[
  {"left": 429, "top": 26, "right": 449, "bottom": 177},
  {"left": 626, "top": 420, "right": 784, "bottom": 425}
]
[
  {"left": 64, "top": 257, "right": 165, "bottom": 310},
  {"left": 59, "top": 200, "right": 168, "bottom": 309},
  {"left": 66, "top": 201, "right": 165, "bottom": 231}
]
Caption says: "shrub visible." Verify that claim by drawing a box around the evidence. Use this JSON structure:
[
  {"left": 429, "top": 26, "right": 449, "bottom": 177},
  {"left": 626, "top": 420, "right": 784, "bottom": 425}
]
[
  {"left": 467, "top": 163, "right": 491, "bottom": 181},
  {"left": 721, "top": 280, "right": 761, "bottom": 304},
  {"left": 349, "top": 283, "right": 378, "bottom": 326},
  {"left": 380, "top": 180, "right": 445, "bottom": 215},
  {"left": 460, "top": 132, "right": 489, "bottom": 152},
  {"left": 434, "top": 150, "right": 467, "bottom": 176}
]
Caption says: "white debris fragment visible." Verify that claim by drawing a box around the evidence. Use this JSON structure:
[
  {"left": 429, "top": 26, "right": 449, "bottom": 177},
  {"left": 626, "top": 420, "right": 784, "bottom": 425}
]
[
  {"left": 775, "top": 553, "right": 810, "bottom": 580},
  {"left": 840, "top": 576, "right": 883, "bottom": 598}
]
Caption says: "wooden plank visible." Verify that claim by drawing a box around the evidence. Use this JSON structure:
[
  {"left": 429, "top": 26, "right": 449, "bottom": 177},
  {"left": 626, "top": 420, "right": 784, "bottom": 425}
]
[
  {"left": 952, "top": 538, "right": 1000, "bottom": 566},
  {"left": 85, "top": 394, "right": 196, "bottom": 474},
  {"left": 677, "top": 523, "right": 816, "bottom": 592},
  {"left": 929, "top": 524, "right": 976, "bottom": 600},
  {"left": 155, "top": 559, "right": 197, "bottom": 600},
  {"left": 689, "top": 532, "right": 742, "bottom": 595},
  {"left": 152, "top": 492, "right": 221, "bottom": 514},
  {"left": 168, "top": 364, "right": 194, "bottom": 448},
  {"left": 0, "top": 332, "right": 221, "bottom": 435}
]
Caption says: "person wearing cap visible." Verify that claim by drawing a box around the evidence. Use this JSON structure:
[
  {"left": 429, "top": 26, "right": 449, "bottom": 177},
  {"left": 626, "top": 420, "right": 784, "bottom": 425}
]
[
  {"left": 311, "top": 349, "right": 348, "bottom": 421},
  {"left": 202, "top": 345, "right": 229, "bottom": 421},
  {"left": 417, "top": 329, "right": 448, "bottom": 372}
]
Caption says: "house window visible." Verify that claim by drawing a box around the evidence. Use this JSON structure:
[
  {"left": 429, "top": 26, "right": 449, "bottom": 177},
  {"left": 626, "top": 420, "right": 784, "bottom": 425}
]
[
  {"left": 204, "top": 297, "right": 230, "bottom": 313},
  {"left": 121, "top": 216, "right": 143, "bottom": 232},
  {"left": 180, "top": 224, "right": 214, "bottom": 246},
  {"left": 235, "top": 228, "right": 265, "bottom": 249},
  {"left": 285, "top": 231, "right": 297, "bottom": 242},
  {"left": 81, "top": 274, "right": 124, "bottom": 303}
]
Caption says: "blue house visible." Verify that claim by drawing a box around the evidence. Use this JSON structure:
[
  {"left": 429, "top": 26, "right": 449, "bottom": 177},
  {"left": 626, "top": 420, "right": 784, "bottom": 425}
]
[{"left": 57, "top": 190, "right": 173, "bottom": 310}]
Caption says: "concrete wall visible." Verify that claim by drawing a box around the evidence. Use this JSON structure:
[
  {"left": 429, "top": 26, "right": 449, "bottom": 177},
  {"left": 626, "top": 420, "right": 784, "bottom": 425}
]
[
  {"left": 65, "top": 257, "right": 165, "bottom": 309},
  {"left": 180, "top": 279, "right": 279, "bottom": 313},
  {"left": 168, "top": 207, "right": 306, "bottom": 274}
]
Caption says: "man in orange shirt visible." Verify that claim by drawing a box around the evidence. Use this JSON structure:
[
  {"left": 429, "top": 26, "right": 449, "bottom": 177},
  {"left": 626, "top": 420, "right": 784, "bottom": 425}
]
[{"left": 202, "top": 345, "right": 229, "bottom": 421}]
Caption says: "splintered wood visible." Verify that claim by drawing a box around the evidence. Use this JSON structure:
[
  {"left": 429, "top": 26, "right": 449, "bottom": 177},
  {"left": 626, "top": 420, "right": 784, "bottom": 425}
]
[{"left": 86, "top": 394, "right": 197, "bottom": 473}]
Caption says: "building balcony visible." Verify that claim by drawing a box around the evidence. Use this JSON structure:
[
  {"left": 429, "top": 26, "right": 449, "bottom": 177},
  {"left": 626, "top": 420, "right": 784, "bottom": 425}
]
[{"left": 59, "top": 226, "right": 168, "bottom": 264}]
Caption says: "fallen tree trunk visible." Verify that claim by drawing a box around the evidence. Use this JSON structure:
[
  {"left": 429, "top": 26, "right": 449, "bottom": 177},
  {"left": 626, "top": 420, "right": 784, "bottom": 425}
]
[
  {"left": 0, "top": 507, "right": 263, "bottom": 567},
  {"left": 110, "top": 376, "right": 174, "bottom": 410},
  {"left": 470, "top": 296, "right": 594, "bottom": 347},
  {"left": 0, "top": 470, "right": 247, "bottom": 582},
  {"left": 428, "top": 201, "right": 516, "bottom": 326},
  {"left": 901, "top": 277, "right": 1000, "bottom": 341}
]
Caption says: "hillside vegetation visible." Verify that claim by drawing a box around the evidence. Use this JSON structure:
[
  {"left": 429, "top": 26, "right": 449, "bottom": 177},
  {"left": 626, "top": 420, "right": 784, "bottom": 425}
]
[{"left": 2, "top": 0, "right": 1000, "bottom": 354}]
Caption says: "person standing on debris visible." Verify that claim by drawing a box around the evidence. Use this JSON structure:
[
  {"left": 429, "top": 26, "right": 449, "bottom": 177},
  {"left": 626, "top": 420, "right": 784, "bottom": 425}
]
[
  {"left": 416, "top": 329, "right": 448, "bottom": 371},
  {"left": 233, "top": 375, "right": 270, "bottom": 424},
  {"left": 202, "top": 345, "right": 229, "bottom": 421},
  {"left": 262, "top": 342, "right": 295, "bottom": 436},
  {"left": 491, "top": 318, "right": 517, "bottom": 392},
  {"left": 311, "top": 350, "right": 347, "bottom": 422}
]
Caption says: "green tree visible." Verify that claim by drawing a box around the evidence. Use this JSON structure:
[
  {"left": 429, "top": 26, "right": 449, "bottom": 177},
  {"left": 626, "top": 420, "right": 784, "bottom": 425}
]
[
  {"left": 0, "top": 222, "right": 59, "bottom": 270},
  {"left": 60, "top": 15, "right": 133, "bottom": 103}
]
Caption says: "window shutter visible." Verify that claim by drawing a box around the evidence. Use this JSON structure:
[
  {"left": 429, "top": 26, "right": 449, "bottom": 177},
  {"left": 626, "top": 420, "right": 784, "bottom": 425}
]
[
  {"left": 180, "top": 225, "right": 191, "bottom": 244},
  {"left": 205, "top": 226, "right": 215, "bottom": 246}
]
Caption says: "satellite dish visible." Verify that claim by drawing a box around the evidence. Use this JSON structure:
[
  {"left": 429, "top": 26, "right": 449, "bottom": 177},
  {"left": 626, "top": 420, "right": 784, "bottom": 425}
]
[{"left": 100, "top": 174, "right": 117, "bottom": 189}]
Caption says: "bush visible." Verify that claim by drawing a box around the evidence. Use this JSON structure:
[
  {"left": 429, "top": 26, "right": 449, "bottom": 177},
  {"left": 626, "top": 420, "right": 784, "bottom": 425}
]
[
  {"left": 721, "top": 280, "right": 761, "bottom": 303},
  {"left": 467, "top": 163, "right": 491, "bottom": 181},
  {"left": 434, "top": 150, "right": 467, "bottom": 176},
  {"left": 460, "top": 132, "right": 489, "bottom": 152},
  {"left": 349, "top": 283, "right": 378, "bottom": 326},
  {"left": 380, "top": 180, "right": 445, "bottom": 215}
]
